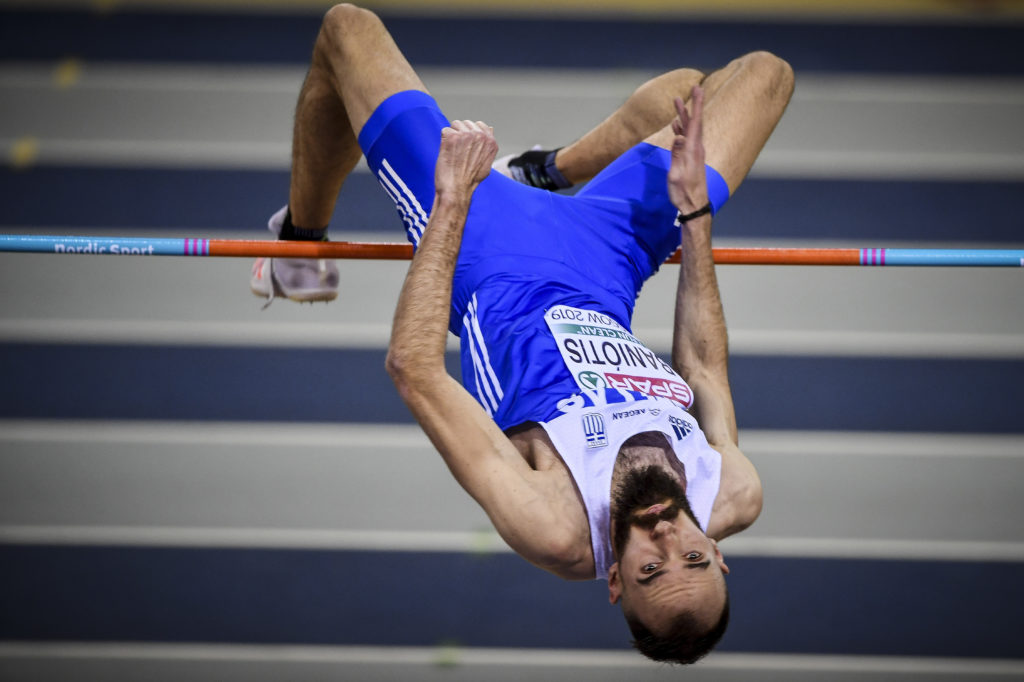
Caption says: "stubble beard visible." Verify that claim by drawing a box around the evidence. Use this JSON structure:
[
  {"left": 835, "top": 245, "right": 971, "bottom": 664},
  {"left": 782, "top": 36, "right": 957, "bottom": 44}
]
[{"left": 611, "top": 464, "right": 701, "bottom": 559}]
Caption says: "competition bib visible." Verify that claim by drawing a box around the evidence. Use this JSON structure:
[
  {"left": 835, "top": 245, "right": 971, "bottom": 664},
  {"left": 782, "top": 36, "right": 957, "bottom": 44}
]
[{"left": 544, "top": 305, "right": 694, "bottom": 408}]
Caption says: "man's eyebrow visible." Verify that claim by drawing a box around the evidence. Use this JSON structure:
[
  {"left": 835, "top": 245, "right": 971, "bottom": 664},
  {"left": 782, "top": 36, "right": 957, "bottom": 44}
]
[
  {"left": 637, "top": 571, "right": 665, "bottom": 585},
  {"left": 687, "top": 560, "right": 711, "bottom": 571}
]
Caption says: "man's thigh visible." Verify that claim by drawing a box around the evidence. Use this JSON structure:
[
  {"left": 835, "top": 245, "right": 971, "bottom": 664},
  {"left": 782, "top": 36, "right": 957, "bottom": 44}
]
[
  {"left": 573, "top": 143, "right": 680, "bottom": 270},
  {"left": 360, "top": 91, "right": 658, "bottom": 324},
  {"left": 457, "top": 173, "right": 660, "bottom": 322},
  {"left": 359, "top": 90, "right": 450, "bottom": 246}
]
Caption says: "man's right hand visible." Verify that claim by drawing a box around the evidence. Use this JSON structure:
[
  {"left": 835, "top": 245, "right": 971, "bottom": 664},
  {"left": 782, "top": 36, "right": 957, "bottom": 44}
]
[{"left": 434, "top": 120, "right": 499, "bottom": 197}]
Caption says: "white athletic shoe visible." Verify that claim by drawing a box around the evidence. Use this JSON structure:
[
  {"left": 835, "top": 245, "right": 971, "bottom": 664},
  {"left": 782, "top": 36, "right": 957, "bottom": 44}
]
[
  {"left": 492, "top": 152, "right": 517, "bottom": 179},
  {"left": 249, "top": 205, "right": 339, "bottom": 305}
]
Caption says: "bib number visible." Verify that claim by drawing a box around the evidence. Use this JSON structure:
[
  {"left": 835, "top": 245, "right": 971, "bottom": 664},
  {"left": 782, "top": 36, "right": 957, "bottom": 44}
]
[{"left": 545, "top": 305, "right": 693, "bottom": 408}]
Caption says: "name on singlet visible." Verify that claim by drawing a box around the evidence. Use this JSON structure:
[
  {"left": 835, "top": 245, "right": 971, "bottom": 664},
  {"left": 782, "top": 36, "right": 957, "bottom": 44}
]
[{"left": 545, "top": 305, "right": 693, "bottom": 408}]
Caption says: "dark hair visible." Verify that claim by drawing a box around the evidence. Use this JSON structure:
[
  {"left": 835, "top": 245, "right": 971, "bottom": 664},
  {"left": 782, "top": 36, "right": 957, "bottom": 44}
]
[{"left": 625, "top": 591, "right": 730, "bottom": 665}]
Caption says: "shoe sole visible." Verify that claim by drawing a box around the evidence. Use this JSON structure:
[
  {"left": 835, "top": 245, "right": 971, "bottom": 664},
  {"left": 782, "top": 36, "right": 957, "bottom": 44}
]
[
  {"left": 250, "top": 283, "right": 337, "bottom": 303},
  {"left": 250, "top": 257, "right": 338, "bottom": 303},
  {"left": 283, "top": 289, "right": 338, "bottom": 303}
]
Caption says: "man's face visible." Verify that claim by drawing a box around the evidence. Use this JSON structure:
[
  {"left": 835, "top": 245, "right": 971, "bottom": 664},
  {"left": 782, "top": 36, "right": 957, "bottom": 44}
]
[{"left": 607, "top": 466, "right": 729, "bottom": 634}]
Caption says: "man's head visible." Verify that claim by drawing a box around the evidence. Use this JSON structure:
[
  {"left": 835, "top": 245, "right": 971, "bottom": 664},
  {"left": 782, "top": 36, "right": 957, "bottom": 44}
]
[{"left": 607, "top": 460, "right": 730, "bottom": 664}]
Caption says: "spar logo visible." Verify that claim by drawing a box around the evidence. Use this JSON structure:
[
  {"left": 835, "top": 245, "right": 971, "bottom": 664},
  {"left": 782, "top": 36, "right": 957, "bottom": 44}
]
[
  {"left": 582, "top": 412, "right": 608, "bottom": 449},
  {"left": 605, "top": 373, "right": 693, "bottom": 408},
  {"left": 577, "top": 371, "right": 606, "bottom": 390}
]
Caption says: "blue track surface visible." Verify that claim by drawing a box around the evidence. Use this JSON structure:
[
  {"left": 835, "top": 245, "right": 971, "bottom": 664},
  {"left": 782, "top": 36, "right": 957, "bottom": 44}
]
[
  {"left": 2, "top": 344, "right": 1022, "bottom": 433},
  {"left": 2, "top": 545, "right": 1022, "bottom": 658},
  {"left": 2, "top": 9, "right": 1023, "bottom": 74},
  {"left": 4, "top": 167, "right": 1024, "bottom": 244}
]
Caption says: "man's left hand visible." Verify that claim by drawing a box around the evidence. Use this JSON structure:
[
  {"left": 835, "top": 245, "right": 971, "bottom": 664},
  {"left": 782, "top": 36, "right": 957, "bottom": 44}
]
[{"left": 435, "top": 120, "right": 499, "bottom": 196}]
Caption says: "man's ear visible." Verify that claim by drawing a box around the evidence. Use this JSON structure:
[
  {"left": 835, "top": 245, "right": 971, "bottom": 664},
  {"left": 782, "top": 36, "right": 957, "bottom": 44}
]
[
  {"left": 608, "top": 562, "right": 622, "bottom": 605},
  {"left": 711, "top": 539, "right": 730, "bottom": 575}
]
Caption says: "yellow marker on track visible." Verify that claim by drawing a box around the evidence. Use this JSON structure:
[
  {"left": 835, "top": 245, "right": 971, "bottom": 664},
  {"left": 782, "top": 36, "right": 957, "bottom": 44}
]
[
  {"left": 10, "top": 137, "right": 39, "bottom": 169},
  {"left": 53, "top": 59, "right": 83, "bottom": 89}
]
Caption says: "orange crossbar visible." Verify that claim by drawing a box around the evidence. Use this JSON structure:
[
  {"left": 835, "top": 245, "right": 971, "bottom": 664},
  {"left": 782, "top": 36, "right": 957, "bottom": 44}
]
[
  {"left": 210, "top": 240, "right": 415, "bottom": 260},
  {"left": 683, "top": 247, "right": 861, "bottom": 266},
  {"left": 209, "top": 240, "right": 863, "bottom": 266}
]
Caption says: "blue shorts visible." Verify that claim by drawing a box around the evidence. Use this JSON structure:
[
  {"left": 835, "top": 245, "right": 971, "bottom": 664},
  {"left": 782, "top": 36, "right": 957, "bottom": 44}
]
[{"left": 358, "top": 90, "right": 723, "bottom": 428}]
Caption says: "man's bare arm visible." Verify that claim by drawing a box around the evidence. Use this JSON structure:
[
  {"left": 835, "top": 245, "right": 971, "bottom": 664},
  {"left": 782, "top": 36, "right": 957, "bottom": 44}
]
[
  {"left": 667, "top": 89, "right": 762, "bottom": 538},
  {"left": 386, "top": 121, "right": 494, "bottom": 383},
  {"left": 386, "top": 122, "right": 590, "bottom": 574}
]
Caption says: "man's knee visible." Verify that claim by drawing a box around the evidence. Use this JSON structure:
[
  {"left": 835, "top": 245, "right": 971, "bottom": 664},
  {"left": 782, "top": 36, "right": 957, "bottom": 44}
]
[
  {"left": 310, "top": 2, "right": 426, "bottom": 134},
  {"left": 737, "top": 51, "right": 795, "bottom": 102},
  {"left": 319, "top": 3, "right": 384, "bottom": 52}
]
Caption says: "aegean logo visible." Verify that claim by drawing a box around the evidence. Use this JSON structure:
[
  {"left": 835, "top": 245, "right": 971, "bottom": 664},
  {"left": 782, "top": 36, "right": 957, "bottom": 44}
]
[{"left": 612, "top": 408, "right": 646, "bottom": 420}]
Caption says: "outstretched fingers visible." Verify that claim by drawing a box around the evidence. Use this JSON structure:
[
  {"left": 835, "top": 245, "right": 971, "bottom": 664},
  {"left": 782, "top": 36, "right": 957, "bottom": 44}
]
[
  {"left": 671, "top": 97, "right": 688, "bottom": 137},
  {"left": 667, "top": 86, "right": 709, "bottom": 214},
  {"left": 685, "top": 86, "right": 704, "bottom": 146},
  {"left": 671, "top": 87, "right": 704, "bottom": 163}
]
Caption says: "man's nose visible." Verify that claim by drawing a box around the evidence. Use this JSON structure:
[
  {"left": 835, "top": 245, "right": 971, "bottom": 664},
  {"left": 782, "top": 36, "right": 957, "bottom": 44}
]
[{"left": 650, "top": 519, "right": 674, "bottom": 538}]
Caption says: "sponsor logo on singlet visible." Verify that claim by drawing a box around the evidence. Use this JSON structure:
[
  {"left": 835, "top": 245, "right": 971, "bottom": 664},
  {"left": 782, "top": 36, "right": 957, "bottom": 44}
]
[
  {"left": 582, "top": 412, "right": 608, "bottom": 448},
  {"left": 669, "top": 414, "right": 693, "bottom": 440}
]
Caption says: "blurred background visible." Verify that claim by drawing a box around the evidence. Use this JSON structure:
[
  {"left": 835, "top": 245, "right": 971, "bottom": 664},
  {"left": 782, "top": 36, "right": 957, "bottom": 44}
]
[{"left": 1, "top": 0, "right": 1023, "bottom": 680}]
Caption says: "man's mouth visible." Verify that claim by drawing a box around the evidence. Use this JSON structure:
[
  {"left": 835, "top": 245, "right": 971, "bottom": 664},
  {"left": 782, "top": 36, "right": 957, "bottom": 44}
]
[{"left": 643, "top": 503, "right": 669, "bottom": 516}]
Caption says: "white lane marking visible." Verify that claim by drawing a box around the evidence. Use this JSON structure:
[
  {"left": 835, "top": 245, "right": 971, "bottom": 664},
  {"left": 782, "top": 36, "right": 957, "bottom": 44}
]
[
  {"left": 0, "top": 525, "right": 512, "bottom": 554},
  {"left": 721, "top": 536, "right": 1024, "bottom": 562},
  {"left": 2, "top": 68, "right": 1023, "bottom": 177},
  {"left": 2, "top": 524, "right": 1023, "bottom": 563},
  {"left": 3, "top": 422, "right": 1023, "bottom": 559},
  {"left": 0, "top": 419, "right": 432, "bottom": 447},
  {"left": 2, "top": 319, "right": 1022, "bottom": 359},
  {"left": 1, "top": 642, "right": 1023, "bottom": 676},
  {"left": 3, "top": 66, "right": 1023, "bottom": 103},
  {"left": 2, "top": 420, "right": 1022, "bottom": 457},
  {"left": 749, "top": 149, "right": 1024, "bottom": 180},
  {"left": 5, "top": 137, "right": 1022, "bottom": 179},
  {"left": 0, "top": 137, "right": 294, "bottom": 169}
]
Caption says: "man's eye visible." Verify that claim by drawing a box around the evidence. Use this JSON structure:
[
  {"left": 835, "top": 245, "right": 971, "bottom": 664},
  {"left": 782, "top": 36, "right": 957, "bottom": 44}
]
[
  {"left": 686, "top": 552, "right": 702, "bottom": 561},
  {"left": 643, "top": 563, "right": 658, "bottom": 572}
]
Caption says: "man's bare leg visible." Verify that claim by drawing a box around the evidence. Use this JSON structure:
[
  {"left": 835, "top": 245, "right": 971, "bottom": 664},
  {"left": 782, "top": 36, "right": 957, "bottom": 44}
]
[
  {"left": 251, "top": 4, "right": 432, "bottom": 303},
  {"left": 288, "top": 3, "right": 429, "bottom": 230},
  {"left": 553, "top": 68, "right": 705, "bottom": 185},
  {"left": 539, "top": 53, "right": 792, "bottom": 192},
  {"left": 645, "top": 51, "right": 794, "bottom": 193}
]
